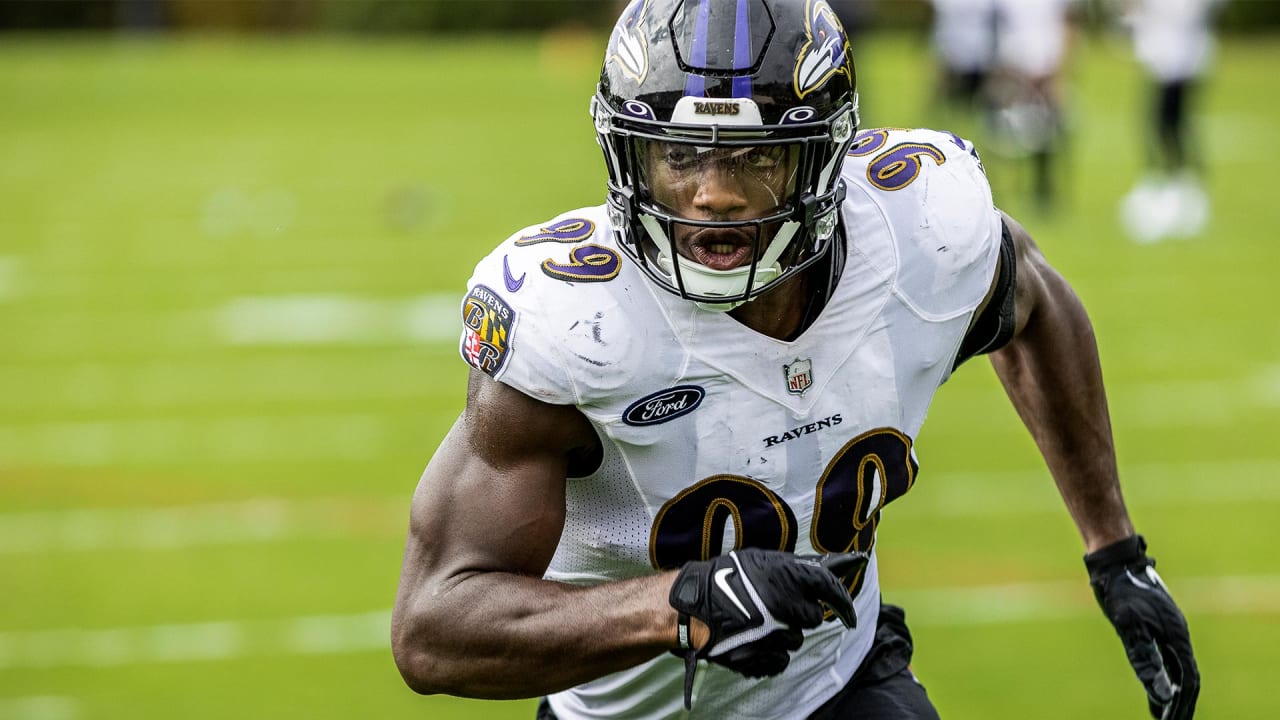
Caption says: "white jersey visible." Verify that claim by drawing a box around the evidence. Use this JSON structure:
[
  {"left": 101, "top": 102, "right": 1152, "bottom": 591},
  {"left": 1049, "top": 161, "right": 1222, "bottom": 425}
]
[
  {"left": 459, "top": 128, "right": 1002, "bottom": 719},
  {"left": 992, "top": 0, "right": 1076, "bottom": 78},
  {"left": 1125, "top": 0, "right": 1219, "bottom": 82},
  {"left": 930, "top": 0, "right": 997, "bottom": 73}
]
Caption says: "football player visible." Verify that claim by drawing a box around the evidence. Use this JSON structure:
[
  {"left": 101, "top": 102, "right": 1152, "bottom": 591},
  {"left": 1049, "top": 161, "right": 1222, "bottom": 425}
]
[
  {"left": 986, "top": 0, "right": 1079, "bottom": 210},
  {"left": 392, "top": 1, "right": 1199, "bottom": 718},
  {"left": 1117, "top": 0, "right": 1224, "bottom": 243},
  {"left": 928, "top": 0, "right": 997, "bottom": 113}
]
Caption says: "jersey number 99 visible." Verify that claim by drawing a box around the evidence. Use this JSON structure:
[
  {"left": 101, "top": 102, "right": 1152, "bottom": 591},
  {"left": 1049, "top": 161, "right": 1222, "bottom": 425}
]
[{"left": 650, "top": 428, "right": 917, "bottom": 597}]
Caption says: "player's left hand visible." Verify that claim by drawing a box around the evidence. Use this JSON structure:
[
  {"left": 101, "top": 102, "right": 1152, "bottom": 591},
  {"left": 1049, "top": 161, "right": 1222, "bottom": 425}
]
[{"left": 1085, "top": 535, "right": 1199, "bottom": 720}]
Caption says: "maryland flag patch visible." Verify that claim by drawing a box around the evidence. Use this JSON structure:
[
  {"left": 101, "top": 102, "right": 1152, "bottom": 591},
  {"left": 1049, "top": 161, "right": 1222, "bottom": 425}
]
[{"left": 460, "top": 284, "right": 515, "bottom": 376}]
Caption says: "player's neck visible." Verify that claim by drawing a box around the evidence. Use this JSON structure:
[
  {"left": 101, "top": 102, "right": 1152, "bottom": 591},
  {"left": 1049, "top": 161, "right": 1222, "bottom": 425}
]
[
  {"left": 726, "top": 235, "right": 843, "bottom": 340},
  {"left": 728, "top": 270, "right": 812, "bottom": 340}
]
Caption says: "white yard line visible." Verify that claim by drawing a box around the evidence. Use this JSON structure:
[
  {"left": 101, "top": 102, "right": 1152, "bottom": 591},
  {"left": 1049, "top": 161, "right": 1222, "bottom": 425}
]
[
  {"left": 0, "top": 413, "right": 389, "bottom": 467},
  {"left": 0, "top": 257, "right": 19, "bottom": 302},
  {"left": 0, "top": 611, "right": 390, "bottom": 670},
  {"left": 0, "top": 458, "right": 1277, "bottom": 555},
  {"left": 0, "top": 576, "right": 1275, "bottom": 670},
  {"left": 895, "top": 574, "right": 1280, "bottom": 627},
  {"left": 0, "top": 696, "right": 80, "bottom": 720},
  {"left": 0, "top": 498, "right": 404, "bottom": 555},
  {"left": 908, "top": 458, "right": 1280, "bottom": 516},
  {"left": 215, "top": 293, "right": 458, "bottom": 345},
  {"left": 1259, "top": 364, "right": 1280, "bottom": 406}
]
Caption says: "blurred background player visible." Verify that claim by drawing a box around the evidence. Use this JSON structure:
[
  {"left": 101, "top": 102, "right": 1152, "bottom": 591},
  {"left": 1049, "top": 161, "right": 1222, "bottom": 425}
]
[
  {"left": 1118, "top": 0, "right": 1225, "bottom": 243},
  {"left": 927, "top": 0, "right": 997, "bottom": 121},
  {"left": 986, "top": 0, "right": 1079, "bottom": 212}
]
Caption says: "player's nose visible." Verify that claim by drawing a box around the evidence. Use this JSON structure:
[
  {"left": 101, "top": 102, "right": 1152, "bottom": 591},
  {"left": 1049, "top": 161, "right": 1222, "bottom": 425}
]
[{"left": 692, "top": 163, "right": 748, "bottom": 219}]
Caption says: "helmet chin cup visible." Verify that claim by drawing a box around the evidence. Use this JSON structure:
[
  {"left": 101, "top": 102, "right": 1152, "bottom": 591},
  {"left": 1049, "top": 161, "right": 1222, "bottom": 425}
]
[
  {"left": 654, "top": 252, "right": 781, "bottom": 312},
  {"left": 640, "top": 213, "right": 800, "bottom": 311},
  {"left": 695, "top": 298, "right": 750, "bottom": 313}
]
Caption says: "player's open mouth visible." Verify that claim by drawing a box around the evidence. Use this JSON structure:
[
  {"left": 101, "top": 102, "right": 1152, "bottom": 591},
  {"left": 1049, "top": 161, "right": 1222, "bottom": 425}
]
[{"left": 687, "top": 230, "right": 755, "bottom": 271}]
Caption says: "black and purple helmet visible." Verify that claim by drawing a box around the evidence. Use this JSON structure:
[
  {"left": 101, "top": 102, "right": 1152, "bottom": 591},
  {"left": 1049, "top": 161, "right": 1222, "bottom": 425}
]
[{"left": 592, "top": 0, "right": 859, "bottom": 309}]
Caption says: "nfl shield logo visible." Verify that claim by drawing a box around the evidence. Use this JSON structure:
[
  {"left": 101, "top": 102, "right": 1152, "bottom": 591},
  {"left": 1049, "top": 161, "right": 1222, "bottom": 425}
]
[{"left": 784, "top": 358, "right": 813, "bottom": 395}]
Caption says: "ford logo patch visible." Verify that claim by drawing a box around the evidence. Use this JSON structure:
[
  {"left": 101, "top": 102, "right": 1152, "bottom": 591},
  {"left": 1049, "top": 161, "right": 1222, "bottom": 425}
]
[{"left": 622, "top": 385, "right": 705, "bottom": 426}]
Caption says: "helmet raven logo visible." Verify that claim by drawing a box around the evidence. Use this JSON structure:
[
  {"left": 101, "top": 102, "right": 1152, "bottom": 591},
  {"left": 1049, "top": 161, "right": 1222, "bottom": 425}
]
[
  {"left": 794, "top": 0, "right": 852, "bottom": 99},
  {"left": 609, "top": 0, "right": 650, "bottom": 84}
]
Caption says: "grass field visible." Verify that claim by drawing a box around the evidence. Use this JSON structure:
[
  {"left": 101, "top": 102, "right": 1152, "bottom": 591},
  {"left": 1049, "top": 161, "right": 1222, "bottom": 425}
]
[{"left": 1, "top": 26, "right": 1278, "bottom": 720}]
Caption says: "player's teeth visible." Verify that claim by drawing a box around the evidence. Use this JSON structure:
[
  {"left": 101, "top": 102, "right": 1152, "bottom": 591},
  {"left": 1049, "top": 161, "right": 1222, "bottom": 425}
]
[{"left": 710, "top": 244, "right": 733, "bottom": 254}]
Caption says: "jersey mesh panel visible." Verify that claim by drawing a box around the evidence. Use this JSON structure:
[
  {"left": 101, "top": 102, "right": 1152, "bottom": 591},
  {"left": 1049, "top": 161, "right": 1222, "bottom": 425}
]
[{"left": 549, "top": 442, "right": 654, "bottom": 581}]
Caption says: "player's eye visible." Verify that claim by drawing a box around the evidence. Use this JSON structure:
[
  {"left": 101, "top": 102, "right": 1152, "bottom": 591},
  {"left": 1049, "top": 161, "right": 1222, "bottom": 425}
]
[
  {"left": 662, "top": 147, "right": 697, "bottom": 171},
  {"left": 743, "top": 147, "right": 783, "bottom": 170}
]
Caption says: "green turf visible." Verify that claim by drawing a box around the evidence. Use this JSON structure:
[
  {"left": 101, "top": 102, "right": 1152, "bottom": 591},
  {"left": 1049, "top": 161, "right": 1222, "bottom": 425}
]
[{"left": 1, "top": 29, "right": 1278, "bottom": 719}]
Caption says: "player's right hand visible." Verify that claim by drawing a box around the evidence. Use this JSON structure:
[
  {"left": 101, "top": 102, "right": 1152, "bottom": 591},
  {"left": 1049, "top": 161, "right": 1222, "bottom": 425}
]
[{"left": 668, "top": 548, "right": 866, "bottom": 707}]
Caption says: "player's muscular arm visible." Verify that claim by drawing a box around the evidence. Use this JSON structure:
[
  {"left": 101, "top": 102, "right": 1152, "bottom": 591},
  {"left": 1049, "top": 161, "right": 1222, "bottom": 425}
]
[
  {"left": 391, "top": 369, "right": 681, "bottom": 698},
  {"left": 987, "top": 212, "right": 1135, "bottom": 553}
]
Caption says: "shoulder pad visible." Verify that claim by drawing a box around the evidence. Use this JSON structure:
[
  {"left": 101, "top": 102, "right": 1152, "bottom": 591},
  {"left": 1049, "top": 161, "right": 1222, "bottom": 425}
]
[
  {"left": 841, "top": 128, "right": 1001, "bottom": 321},
  {"left": 460, "top": 206, "right": 648, "bottom": 404}
]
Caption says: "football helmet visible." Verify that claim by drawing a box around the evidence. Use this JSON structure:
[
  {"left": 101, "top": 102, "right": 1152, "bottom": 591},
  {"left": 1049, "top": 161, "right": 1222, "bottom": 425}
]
[{"left": 593, "top": 0, "right": 859, "bottom": 310}]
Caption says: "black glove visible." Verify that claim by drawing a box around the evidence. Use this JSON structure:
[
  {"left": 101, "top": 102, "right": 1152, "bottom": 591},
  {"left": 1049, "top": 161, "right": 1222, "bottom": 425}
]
[
  {"left": 1085, "top": 535, "right": 1199, "bottom": 720},
  {"left": 669, "top": 548, "right": 867, "bottom": 709}
]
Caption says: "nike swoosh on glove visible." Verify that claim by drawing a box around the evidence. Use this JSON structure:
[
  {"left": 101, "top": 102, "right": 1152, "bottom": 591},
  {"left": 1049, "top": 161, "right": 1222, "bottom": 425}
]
[
  {"left": 669, "top": 548, "right": 868, "bottom": 709},
  {"left": 1086, "top": 535, "right": 1199, "bottom": 720}
]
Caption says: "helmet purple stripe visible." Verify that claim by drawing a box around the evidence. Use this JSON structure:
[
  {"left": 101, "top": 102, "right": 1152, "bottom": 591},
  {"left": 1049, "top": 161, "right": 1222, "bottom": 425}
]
[
  {"left": 683, "top": 0, "right": 710, "bottom": 97},
  {"left": 732, "top": 0, "right": 752, "bottom": 97}
]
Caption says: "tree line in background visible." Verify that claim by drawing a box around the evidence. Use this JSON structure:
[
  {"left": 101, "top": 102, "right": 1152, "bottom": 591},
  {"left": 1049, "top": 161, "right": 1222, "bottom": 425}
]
[
  {"left": 1, "top": 0, "right": 1277, "bottom": 33},
  {"left": 5, "top": 0, "right": 611, "bottom": 32}
]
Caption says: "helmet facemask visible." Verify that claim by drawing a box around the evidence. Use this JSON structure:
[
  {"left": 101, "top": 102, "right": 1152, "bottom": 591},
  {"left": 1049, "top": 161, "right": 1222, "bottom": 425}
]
[{"left": 596, "top": 96, "right": 855, "bottom": 311}]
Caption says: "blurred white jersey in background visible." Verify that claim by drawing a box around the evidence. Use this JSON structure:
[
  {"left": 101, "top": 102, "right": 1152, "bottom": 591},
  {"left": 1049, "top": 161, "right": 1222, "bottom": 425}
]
[
  {"left": 930, "top": 0, "right": 997, "bottom": 75},
  {"left": 992, "top": 0, "right": 1077, "bottom": 79},
  {"left": 1124, "top": 0, "right": 1221, "bottom": 82}
]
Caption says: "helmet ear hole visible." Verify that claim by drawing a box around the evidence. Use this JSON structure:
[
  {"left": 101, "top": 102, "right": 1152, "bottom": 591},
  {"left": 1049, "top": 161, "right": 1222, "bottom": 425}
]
[{"left": 596, "top": 0, "right": 858, "bottom": 309}]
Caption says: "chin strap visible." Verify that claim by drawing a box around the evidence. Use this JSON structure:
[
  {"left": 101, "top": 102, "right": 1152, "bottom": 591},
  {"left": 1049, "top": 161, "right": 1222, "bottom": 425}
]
[{"left": 675, "top": 610, "right": 698, "bottom": 710}]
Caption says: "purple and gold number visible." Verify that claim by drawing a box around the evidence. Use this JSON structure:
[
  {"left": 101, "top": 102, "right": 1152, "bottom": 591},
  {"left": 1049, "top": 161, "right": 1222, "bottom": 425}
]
[
  {"left": 516, "top": 218, "right": 597, "bottom": 246},
  {"left": 867, "top": 143, "right": 946, "bottom": 192},
  {"left": 649, "top": 428, "right": 916, "bottom": 596},
  {"left": 810, "top": 429, "right": 916, "bottom": 596},
  {"left": 650, "top": 475, "right": 797, "bottom": 570},
  {"left": 541, "top": 244, "right": 622, "bottom": 283},
  {"left": 849, "top": 130, "right": 947, "bottom": 192},
  {"left": 847, "top": 128, "right": 891, "bottom": 158}
]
